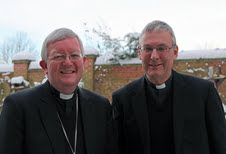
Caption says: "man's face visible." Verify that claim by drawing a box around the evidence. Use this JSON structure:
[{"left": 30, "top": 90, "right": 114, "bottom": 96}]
[
  {"left": 138, "top": 31, "right": 178, "bottom": 84},
  {"left": 40, "top": 37, "right": 86, "bottom": 94}
]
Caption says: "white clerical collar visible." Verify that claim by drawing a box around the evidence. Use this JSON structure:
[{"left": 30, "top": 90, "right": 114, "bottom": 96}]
[
  {"left": 155, "top": 83, "right": 166, "bottom": 89},
  {"left": 59, "top": 93, "right": 74, "bottom": 100}
]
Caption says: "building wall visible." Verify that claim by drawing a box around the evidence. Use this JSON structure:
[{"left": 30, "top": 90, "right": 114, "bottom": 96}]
[
  {"left": 1, "top": 58, "right": 226, "bottom": 105},
  {"left": 28, "top": 69, "right": 46, "bottom": 85},
  {"left": 83, "top": 55, "right": 97, "bottom": 91},
  {"left": 93, "top": 64, "right": 143, "bottom": 100},
  {"left": 174, "top": 59, "right": 226, "bottom": 102},
  {"left": 13, "top": 60, "right": 30, "bottom": 80},
  {"left": 91, "top": 58, "right": 226, "bottom": 102}
]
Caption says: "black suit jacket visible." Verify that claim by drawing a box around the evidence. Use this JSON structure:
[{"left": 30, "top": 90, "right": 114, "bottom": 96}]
[
  {"left": 0, "top": 81, "right": 115, "bottom": 154},
  {"left": 112, "top": 70, "right": 226, "bottom": 154}
]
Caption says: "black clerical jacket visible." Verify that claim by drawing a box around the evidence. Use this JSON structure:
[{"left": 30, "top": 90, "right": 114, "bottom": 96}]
[
  {"left": 112, "top": 70, "right": 226, "bottom": 154},
  {"left": 0, "top": 81, "right": 116, "bottom": 154}
]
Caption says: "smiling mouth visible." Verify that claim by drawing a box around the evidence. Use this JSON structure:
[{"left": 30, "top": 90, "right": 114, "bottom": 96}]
[
  {"left": 60, "top": 70, "right": 75, "bottom": 74},
  {"left": 149, "top": 64, "right": 161, "bottom": 67}
]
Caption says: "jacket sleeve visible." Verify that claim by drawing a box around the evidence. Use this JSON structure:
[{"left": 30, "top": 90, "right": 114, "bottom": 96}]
[
  {"left": 205, "top": 83, "right": 226, "bottom": 154},
  {"left": 0, "top": 95, "right": 24, "bottom": 154},
  {"left": 112, "top": 93, "right": 125, "bottom": 154},
  {"left": 105, "top": 99, "right": 119, "bottom": 154}
]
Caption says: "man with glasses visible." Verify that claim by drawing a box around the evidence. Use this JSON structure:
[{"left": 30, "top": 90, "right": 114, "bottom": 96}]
[
  {"left": 112, "top": 20, "right": 226, "bottom": 154},
  {"left": 0, "top": 28, "right": 116, "bottom": 154}
]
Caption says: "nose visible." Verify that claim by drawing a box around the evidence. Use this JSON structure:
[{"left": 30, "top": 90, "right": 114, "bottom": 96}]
[
  {"left": 150, "top": 49, "right": 160, "bottom": 60},
  {"left": 63, "top": 56, "right": 73, "bottom": 65}
]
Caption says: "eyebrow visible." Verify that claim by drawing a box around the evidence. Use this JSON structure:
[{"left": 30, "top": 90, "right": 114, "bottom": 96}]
[
  {"left": 50, "top": 50, "right": 81, "bottom": 54},
  {"left": 143, "top": 43, "right": 168, "bottom": 47}
]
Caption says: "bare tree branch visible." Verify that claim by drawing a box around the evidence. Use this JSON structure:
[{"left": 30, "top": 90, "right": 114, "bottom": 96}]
[{"left": 0, "top": 32, "right": 37, "bottom": 64}]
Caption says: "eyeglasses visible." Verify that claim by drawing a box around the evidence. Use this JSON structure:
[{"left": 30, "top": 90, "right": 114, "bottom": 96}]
[
  {"left": 139, "top": 45, "right": 174, "bottom": 53},
  {"left": 48, "top": 52, "right": 83, "bottom": 62}
]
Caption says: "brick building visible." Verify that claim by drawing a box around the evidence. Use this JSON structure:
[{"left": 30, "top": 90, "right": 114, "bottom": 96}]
[{"left": 0, "top": 49, "right": 226, "bottom": 106}]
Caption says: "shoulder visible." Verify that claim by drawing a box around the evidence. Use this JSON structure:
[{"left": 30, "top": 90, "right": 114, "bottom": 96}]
[
  {"left": 78, "top": 87, "right": 110, "bottom": 105},
  {"left": 2, "top": 84, "right": 47, "bottom": 116},
  {"left": 79, "top": 87, "right": 108, "bottom": 100},
  {"left": 3, "top": 83, "right": 47, "bottom": 110},
  {"left": 173, "top": 71, "right": 215, "bottom": 93},
  {"left": 5, "top": 83, "right": 44, "bottom": 101},
  {"left": 174, "top": 71, "right": 213, "bottom": 85}
]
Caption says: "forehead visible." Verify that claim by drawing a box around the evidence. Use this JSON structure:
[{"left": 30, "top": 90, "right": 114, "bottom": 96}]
[
  {"left": 47, "top": 37, "right": 81, "bottom": 53},
  {"left": 141, "top": 31, "right": 172, "bottom": 46}
]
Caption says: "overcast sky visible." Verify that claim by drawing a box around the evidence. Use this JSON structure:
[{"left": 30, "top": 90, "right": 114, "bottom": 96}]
[{"left": 0, "top": 0, "right": 226, "bottom": 52}]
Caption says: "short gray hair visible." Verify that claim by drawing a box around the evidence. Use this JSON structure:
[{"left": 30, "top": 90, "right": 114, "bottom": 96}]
[
  {"left": 139, "top": 20, "right": 176, "bottom": 47},
  {"left": 41, "top": 28, "right": 84, "bottom": 61}
]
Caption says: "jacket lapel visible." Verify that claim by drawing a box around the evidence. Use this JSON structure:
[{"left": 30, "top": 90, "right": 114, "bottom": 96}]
[
  {"left": 172, "top": 71, "right": 187, "bottom": 154},
  {"left": 128, "top": 72, "right": 188, "bottom": 154},
  {"left": 129, "top": 77, "right": 151, "bottom": 154},
  {"left": 38, "top": 82, "right": 65, "bottom": 154},
  {"left": 78, "top": 88, "right": 98, "bottom": 154}
]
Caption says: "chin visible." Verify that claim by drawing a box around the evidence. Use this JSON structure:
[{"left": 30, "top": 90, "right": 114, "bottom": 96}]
[
  {"left": 59, "top": 80, "right": 76, "bottom": 86},
  {"left": 147, "top": 70, "right": 163, "bottom": 76}
]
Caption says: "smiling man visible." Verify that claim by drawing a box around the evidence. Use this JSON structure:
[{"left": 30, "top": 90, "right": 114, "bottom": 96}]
[
  {"left": 0, "top": 28, "right": 116, "bottom": 154},
  {"left": 112, "top": 20, "right": 226, "bottom": 154}
]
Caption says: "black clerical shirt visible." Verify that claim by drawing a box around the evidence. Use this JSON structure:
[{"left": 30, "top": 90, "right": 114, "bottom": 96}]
[
  {"left": 48, "top": 82, "right": 86, "bottom": 154},
  {"left": 145, "top": 75, "right": 175, "bottom": 154}
]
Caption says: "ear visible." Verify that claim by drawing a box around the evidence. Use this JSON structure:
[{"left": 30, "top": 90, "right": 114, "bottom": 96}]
[
  {"left": 138, "top": 46, "right": 143, "bottom": 60},
  {"left": 82, "top": 56, "right": 86, "bottom": 64},
  {"left": 173, "top": 45, "right": 179, "bottom": 59},
  {"left": 39, "top": 60, "right": 48, "bottom": 74}
]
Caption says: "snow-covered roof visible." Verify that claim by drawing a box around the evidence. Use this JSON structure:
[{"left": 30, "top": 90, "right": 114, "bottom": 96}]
[
  {"left": 118, "top": 58, "right": 141, "bottom": 65},
  {"left": 29, "top": 61, "right": 42, "bottom": 70},
  {"left": 1, "top": 49, "right": 226, "bottom": 69},
  {"left": 0, "top": 64, "right": 13, "bottom": 73},
  {"left": 95, "top": 49, "right": 226, "bottom": 65},
  {"left": 84, "top": 46, "right": 99, "bottom": 56},
  {"left": 95, "top": 56, "right": 141, "bottom": 65},
  {"left": 12, "top": 51, "right": 36, "bottom": 61},
  {"left": 177, "top": 49, "right": 226, "bottom": 60},
  {"left": 95, "top": 54, "right": 116, "bottom": 65},
  {"left": 11, "top": 76, "right": 24, "bottom": 84}
]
